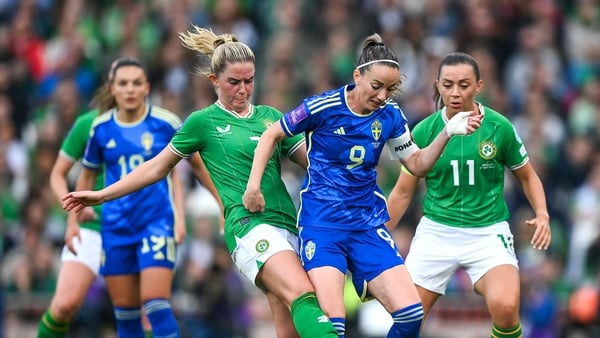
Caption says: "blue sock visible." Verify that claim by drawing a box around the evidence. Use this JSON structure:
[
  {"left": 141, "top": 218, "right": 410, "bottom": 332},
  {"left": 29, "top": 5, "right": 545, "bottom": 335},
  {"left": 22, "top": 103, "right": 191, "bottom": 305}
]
[
  {"left": 143, "top": 298, "right": 180, "bottom": 338},
  {"left": 330, "top": 317, "right": 345, "bottom": 338},
  {"left": 114, "top": 306, "right": 145, "bottom": 338},
  {"left": 387, "top": 303, "right": 423, "bottom": 338}
]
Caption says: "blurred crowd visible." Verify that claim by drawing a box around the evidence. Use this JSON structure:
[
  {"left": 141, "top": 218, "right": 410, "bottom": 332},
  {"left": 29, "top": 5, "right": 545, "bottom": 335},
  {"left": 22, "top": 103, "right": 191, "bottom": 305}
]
[{"left": 0, "top": 0, "right": 599, "bottom": 337}]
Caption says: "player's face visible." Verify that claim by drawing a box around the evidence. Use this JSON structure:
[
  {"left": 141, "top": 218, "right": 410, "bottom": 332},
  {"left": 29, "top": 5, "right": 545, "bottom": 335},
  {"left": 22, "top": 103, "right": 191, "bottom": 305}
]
[
  {"left": 353, "top": 64, "right": 400, "bottom": 114},
  {"left": 436, "top": 64, "right": 483, "bottom": 115},
  {"left": 111, "top": 65, "right": 150, "bottom": 113},
  {"left": 211, "top": 62, "right": 255, "bottom": 114}
]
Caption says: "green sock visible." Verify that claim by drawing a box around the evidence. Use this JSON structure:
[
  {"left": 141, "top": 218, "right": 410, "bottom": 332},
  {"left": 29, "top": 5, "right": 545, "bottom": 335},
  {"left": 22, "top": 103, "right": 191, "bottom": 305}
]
[
  {"left": 145, "top": 330, "right": 153, "bottom": 338},
  {"left": 290, "top": 292, "right": 338, "bottom": 338},
  {"left": 491, "top": 322, "right": 522, "bottom": 338},
  {"left": 37, "top": 310, "right": 69, "bottom": 338}
]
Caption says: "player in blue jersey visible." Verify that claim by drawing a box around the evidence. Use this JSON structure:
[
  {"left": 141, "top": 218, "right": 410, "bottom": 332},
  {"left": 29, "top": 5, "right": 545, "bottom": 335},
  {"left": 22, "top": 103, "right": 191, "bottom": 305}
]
[
  {"left": 386, "top": 52, "right": 551, "bottom": 338},
  {"left": 243, "top": 34, "right": 483, "bottom": 338},
  {"left": 68, "top": 57, "right": 186, "bottom": 337}
]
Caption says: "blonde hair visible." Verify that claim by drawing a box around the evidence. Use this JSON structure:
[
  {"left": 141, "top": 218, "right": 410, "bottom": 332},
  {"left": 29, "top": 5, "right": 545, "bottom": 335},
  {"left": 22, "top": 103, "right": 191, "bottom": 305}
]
[{"left": 179, "top": 25, "right": 255, "bottom": 77}]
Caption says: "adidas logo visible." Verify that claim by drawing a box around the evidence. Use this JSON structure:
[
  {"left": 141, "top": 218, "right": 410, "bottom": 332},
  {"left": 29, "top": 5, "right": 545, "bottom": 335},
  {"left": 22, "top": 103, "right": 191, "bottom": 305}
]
[
  {"left": 333, "top": 127, "right": 345, "bottom": 135},
  {"left": 317, "top": 315, "right": 329, "bottom": 323},
  {"left": 106, "top": 139, "right": 117, "bottom": 148}
]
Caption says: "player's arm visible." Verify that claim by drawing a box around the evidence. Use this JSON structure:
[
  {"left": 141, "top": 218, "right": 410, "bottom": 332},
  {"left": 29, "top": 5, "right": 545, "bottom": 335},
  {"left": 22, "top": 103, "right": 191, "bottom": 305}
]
[
  {"left": 385, "top": 167, "right": 420, "bottom": 231},
  {"left": 243, "top": 122, "right": 288, "bottom": 213},
  {"left": 393, "top": 111, "right": 481, "bottom": 177},
  {"left": 64, "top": 147, "right": 182, "bottom": 212},
  {"left": 170, "top": 164, "right": 186, "bottom": 244},
  {"left": 289, "top": 142, "right": 308, "bottom": 170},
  {"left": 64, "top": 166, "right": 100, "bottom": 254},
  {"left": 511, "top": 162, "right": 551, "bottom": 250},
  {"left": 50, "top": 154, "right": 75, "bottom": 202}
]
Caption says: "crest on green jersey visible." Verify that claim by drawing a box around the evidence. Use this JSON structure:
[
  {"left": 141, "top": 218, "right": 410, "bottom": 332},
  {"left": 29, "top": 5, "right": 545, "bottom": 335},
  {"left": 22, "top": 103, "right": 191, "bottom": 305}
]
[
  {"left": 304, "top": 240, "right": 316, "bottom": 260},
  {"left": 263, "top": 119, "right": 274, "bottom": 129},
  {"left": 479, "top": 140, "right": 497, "bottom": 160},
  {"left": 255, "top": 239, "right": 269, "bottom": 253},
  {"left": 371, "top": 119, "right": 382, "bottom": 141}
]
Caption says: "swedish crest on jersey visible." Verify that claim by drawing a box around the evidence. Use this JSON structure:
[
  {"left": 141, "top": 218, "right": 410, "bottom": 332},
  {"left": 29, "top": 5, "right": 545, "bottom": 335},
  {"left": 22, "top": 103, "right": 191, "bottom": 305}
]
[
  {"left": 304, "top": 240, "right": 316, "bottom": 260},
  {"left": 371, "top": 119, "right": 382, "bottom": 141},
  {"left": 479, "top": 140, "right": 497, "bottom": 160},
  {"left": 141, "top": 132, "right": 154, "bottom": 154}
]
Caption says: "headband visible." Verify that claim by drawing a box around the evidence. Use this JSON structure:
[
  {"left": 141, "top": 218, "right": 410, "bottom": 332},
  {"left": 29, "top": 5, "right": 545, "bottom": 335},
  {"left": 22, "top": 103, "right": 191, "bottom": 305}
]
[{"left": 355, "top": 59, "right": 399, "bottom": 70}]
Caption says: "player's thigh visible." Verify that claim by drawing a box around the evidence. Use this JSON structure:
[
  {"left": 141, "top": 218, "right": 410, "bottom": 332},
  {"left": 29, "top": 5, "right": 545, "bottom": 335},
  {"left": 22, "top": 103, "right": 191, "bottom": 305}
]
[
  {"left": 259, "top": 250, "right": 314, "bottom": 306},
  {"left": 299, "top": 225, "right": 349, "bottom": 317},
  {"left": 51, "top": 261, "right": 97, "bottom": 313},
  {"left": 233, "top": 224, "right": 299, "bottom": 288},
  {"left": 52, "top": 229, "right": 101, "bottom": 309},
  {"left": 307, "top": 266, "right": 346, "bottom": 318},
  {"left": 105, "top": 274, "right": 141, "bottom": 307},
  {"left": 60, "top": 228, "right": 102, "bottom": 274},
  {"left": 367, "top": 265, "right": 420, "bottom": 312},
  {"left": 140, "top": 266, "right": 174, "bottom": 301},
  {"left": 405, "top": 218, "right": 461, "bottom": 295},
  {"left": 348, "top": 225, "right": 404, "bottom": 301}
]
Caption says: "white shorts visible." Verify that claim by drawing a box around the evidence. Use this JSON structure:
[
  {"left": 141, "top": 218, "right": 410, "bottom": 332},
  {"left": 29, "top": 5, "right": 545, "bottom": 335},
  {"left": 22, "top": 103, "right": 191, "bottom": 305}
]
[
  {"left": 60, "top": 228, "right": 102, "bottom": 276},
  {"left": 405, "top": 216, "right": 519, "bottom": 295},
  {"left": 231, "top": 224, "right": 299, "bottom": 286}
]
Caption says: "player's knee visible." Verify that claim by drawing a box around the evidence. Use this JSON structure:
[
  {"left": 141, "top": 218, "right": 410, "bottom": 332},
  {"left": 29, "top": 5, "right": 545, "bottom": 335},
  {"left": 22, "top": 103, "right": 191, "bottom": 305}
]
[
  {"left": 489, "top": 296, "right": 519, "bottom": 321},
  {"left": 50, "top": 295, "right": 84, "bottom": 320}
]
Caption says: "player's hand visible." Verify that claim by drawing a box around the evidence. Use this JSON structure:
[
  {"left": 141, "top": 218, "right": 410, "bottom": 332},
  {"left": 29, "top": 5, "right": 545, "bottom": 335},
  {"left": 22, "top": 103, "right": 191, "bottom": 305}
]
[
  {"left": 77, "top": 206, "right": 98, "bottom": 223},
  {"left": 242, "top": 187, "right": 265, "bottom": 213},
  {"left": 446, "top": 111, "right": 483, "bottom": 137},
  {"left": 65, "top": 213, "right": 82, "bottom": 255},
  {"left": 527, "top": 214, "right": 551, "bottom": 250},
  {"left": 174, "top": 219, "right": 187, "bottom": 244},
  {"left": 62, "top": 190, "right": 103, "bottom": 212}
]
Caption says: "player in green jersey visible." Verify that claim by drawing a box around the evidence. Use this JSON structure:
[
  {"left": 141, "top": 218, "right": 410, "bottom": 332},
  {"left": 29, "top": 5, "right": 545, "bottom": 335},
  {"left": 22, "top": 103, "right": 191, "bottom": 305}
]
[
  {"left": 62, "top": 26, "right": 338, "bottom": 338},
  {"left": 386, "top": 52, "right": 552, "bottom": 338},
  {"left": 37, "top": 109, "right": 105, "bottom": 338}
]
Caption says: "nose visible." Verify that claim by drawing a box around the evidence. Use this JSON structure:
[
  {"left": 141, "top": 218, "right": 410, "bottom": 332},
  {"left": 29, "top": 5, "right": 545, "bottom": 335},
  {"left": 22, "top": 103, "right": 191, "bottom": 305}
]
[
  {"left": 238, "top": 83, "right": 249, "bottom": 94},
  {"left": 450, "top": 85, "right": 459, "bottom": 97}
]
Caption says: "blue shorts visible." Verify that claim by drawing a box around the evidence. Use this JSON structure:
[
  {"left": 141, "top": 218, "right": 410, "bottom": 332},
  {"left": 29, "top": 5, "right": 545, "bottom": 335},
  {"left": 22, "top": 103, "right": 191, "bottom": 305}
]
[
  {"left": 299, "top": 224, "right": 405, "bottom": 300},
  {"left": 100, "top": 224, "right": 177, "bottom": 276}
]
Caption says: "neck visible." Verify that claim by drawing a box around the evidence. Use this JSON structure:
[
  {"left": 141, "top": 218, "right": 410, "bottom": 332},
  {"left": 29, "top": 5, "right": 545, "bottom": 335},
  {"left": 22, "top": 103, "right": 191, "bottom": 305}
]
[
  {"left": 117, "top": 104, "right": 146, "bottom": 123},
  {"left": 346, "top": 88, "right": 368, "bottom": 115}
]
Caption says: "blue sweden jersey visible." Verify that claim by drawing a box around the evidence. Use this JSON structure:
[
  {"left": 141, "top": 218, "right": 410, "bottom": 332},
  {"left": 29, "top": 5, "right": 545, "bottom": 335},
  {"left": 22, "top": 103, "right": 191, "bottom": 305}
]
[
  {"left": 281, "top": 84, "right": 409, "bottom": 230},
  {"left": 83, "top": 106, "right": 182, "bottom": 244}
]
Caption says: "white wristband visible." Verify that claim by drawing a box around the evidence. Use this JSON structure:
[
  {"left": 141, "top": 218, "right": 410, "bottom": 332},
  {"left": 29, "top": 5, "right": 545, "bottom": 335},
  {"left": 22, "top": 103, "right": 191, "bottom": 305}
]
[{"left": 446, "top": 111, "right": 471, "bottom": 137}]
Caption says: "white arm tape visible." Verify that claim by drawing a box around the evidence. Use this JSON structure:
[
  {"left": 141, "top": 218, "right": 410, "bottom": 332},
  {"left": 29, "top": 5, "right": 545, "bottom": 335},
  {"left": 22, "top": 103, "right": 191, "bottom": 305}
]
[{"left": 386, "top": 130, "right": 419, "bottom": 160}]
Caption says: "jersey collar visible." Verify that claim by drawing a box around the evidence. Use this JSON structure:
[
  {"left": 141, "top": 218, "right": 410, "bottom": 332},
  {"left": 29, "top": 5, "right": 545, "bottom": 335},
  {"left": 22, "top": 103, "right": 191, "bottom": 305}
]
[{"left": 215, "top": 100, "right": 254, "bottom": 119}]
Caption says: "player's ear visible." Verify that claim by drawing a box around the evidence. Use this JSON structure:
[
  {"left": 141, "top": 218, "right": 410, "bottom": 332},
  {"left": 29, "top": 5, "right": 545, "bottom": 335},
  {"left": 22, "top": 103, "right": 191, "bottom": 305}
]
[
  {"left": 208, "top": 73, "right": 218, "bottom": 88},
  {"left": 352, "top": 69, "right": 361, "bottom": 85}
]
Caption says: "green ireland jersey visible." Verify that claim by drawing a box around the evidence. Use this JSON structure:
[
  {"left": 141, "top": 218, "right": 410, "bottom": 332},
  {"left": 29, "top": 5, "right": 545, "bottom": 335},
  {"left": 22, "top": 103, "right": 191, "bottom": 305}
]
[
  {"left": 169, "top": 102, "right": 305, "bottom": 252},
  {"left": 411, "top": 104, "right": 528, "bottom": 227},
  {"left": 60, "top": 109, "right": 103, "bottom": 232}
]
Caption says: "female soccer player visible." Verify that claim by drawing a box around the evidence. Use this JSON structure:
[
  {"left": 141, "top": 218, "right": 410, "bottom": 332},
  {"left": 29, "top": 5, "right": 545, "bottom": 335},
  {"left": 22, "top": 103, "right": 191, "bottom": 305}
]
[
  {"left": 63, "top": 57, "right": 186, "bottom": 337},
  {"left": 242, "top": 34, "right": 482, "bottom": 337},
  {"left": 386, "top": 52, "right": 551, "bottom": 338}
]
